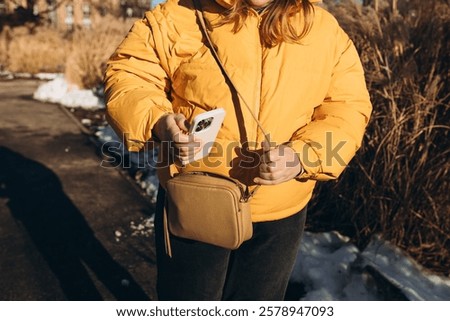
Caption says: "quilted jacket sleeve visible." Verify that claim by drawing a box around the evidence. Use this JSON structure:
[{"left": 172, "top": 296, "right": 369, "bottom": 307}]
[
  {"left": 104, "top": 16, "right": 172, "bottom": 151},
  {"left": 289, "top": 26, "right": 372, "bottom": 181}
]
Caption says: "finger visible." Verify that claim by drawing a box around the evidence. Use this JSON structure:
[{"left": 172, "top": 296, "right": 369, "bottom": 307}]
[
  {"left": 173, "top": 139, "right": 201, "bottom": 149},
  {"left": 258, "top": 171, "right": 277, "bottom": 181},
  {"left": 259, "top": 162, "right": 281, "bottom": 174},
  {"left": 175, "top": 145, "right": 201, "bottom": 157},
  {"left": 261, "top": 151, "right": 284, "bottom": 167},
  {"left": 176, "top": 149, "right": 195, "bottom": 158},
  {"left": 261, "top": 149, "right": 277, "bottom": 164},
  {"left": 178, "top": 155, "right": 193, "bottom": 165},
  {"left": 261, "top": 151, "right": 269, "bottom": 164},
  {"left": 174, "top": 114, "right": 190, "bottom": 132},
  {"left": 259, "top": 141, "right": 269, "bottom": 162},
  {"left": 262, "top": 145, "right": 285, "bottom": 164},
  {"left": 172, "top": 131, "right": 194, "bottom": 144},
  {"left": 188, "top": 134, "right": 204, "bottom": 144},
  {"left": 258, "top": 162, "right": 270, "bottom": 173},
  {"left": 174, "top": 135, "right": 203, "bottom": 150},
  {"left": 260, "top": 141, "right": 274, "bottom": 162},
  {"left": 174, "top": 139, "right": 204, "bottom": 159},
  {"left": 258, "top": 167, "right": 286, "bottom": 180},
  {"left": 262, "top": 140, "right": 272, "bottom": 152},
  {"left": 172, "top": 129, "right": 203, "bottom": 146}
]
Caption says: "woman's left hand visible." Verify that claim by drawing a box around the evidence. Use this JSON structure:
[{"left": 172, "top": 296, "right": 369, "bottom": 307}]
[{"left": 254, "top": 142, "right": 303, "bottom": 185}]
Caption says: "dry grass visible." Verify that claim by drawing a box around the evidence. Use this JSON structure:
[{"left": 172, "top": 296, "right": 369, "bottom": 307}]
[
  {"left": 4, "top": 25, "right": 67, "bottom": 74},
  {"left": 65, "top": 15, "right": 132, "bottom": 89},
  {"left": 0, "top": 26, "right": 9, "bottom": 70},
  {"left": 0, "top": 15, "right": 131, "bottom": 88},
  {"left": 308, "top": 0, "right": 450, "bottom": 275}
]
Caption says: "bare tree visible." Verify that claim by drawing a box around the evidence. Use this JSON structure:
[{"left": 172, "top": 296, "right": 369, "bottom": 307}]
[
  {"left": 119, "top": 0, "right": 152, "bottom": 18},
  {"left": 0, "top": 0, "right": 69, "bottom": 30}
]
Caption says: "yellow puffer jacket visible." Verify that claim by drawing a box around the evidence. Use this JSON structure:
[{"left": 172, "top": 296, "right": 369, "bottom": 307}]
[{"left": 104, "top": 0, "right": 372, "bottom": 222}]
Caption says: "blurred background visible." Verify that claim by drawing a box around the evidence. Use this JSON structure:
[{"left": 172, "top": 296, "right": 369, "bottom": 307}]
[
  {"left": 0, "top": 0, "right": 448, "bottom": 300},
  {"left": 0, "top": 0, "right": 166, "bottom": 88}
]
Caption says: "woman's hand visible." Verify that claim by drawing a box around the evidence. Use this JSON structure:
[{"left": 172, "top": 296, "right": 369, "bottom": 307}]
[
  {"left": 153, "top": 113, "right": 202, "bottom": 164},
  {"left": 254, "top": 141, "right": 303, "bottom": 185}
]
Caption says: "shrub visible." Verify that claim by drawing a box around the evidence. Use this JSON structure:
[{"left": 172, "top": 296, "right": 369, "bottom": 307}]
[
  {"left": 64, "top": 15, "right": 132, "bottom": 89},
  {"left": 0, "top": 15, "right": 131, "bottom": 89},
  {"left": 5, "top": 25, "right": 66, "bottom": 74},
  {"left": 308, "top": 0, "right": 450, "bottom": 275},
  {"left": 0, "top": 26, "right": 10, "bottom": 70}
]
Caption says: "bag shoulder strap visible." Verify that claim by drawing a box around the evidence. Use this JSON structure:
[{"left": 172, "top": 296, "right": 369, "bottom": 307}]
[{"left": 192, "top": 0, "right": 271, "bottom": 146}]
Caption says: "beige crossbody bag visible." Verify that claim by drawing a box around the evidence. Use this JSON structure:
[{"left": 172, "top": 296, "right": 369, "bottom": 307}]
[{"left": 163, "top": 0, "right": 272, "bottom": 257}]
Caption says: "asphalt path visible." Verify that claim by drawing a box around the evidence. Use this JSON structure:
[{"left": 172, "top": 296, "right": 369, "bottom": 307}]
[{"left": 0, "top": 79, "right": 157, "bottom": 300}]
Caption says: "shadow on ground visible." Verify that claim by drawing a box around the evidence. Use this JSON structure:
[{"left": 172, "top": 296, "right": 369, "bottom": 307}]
[{"left": 0, "top": 146, "right": 149, "bottom": 300}]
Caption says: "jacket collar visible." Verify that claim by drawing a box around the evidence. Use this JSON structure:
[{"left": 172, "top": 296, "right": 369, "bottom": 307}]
[{"left": 215, "top": 0, "right": 322, "bottom": 9}]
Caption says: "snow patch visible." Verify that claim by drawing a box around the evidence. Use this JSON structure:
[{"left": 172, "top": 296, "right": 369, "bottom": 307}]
[
  {"left": 95, "top": 125, "right": 159, "bottom": 204},
  {"left": 35, "top": 73, "right": 61, "bottom": 80},
  {"left": 33, "top": 76, "right": 103, "bottom": 109},
  {"left": 291, "top": 231, "right": 450, "bottom": 301},
  {"left": 361, "top": 237, "right": 450, "bottom": 301},
  {"left": 292, "top": 231, "right": 377, "bottom": 300}
]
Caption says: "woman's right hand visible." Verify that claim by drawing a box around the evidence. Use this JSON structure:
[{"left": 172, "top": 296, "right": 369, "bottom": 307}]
[{"left": 153, "top": 113, "right": 203, "bottom": 164}]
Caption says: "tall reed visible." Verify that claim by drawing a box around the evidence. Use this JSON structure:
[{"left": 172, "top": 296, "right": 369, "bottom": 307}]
[{"left": 309, "top": 0, "right": 449, "bottom": 275}]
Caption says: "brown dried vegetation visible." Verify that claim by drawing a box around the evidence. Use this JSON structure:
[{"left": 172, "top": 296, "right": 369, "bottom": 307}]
[
  {"left": 309, "top": 0, "right": 450, "bottom": 276},
  {"left": 0, "top": 15, "right": 131, "bottom": 88}
]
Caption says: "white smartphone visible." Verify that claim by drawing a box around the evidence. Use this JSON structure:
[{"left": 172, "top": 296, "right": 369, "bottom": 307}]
[{"left": 187, "top": 108, "right": 226, "bottom": 163}]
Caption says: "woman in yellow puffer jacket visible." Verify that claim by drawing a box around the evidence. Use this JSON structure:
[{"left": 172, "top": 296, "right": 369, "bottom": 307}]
[{"left": 104, "top": 0, "right": 372, "bottom": 300}]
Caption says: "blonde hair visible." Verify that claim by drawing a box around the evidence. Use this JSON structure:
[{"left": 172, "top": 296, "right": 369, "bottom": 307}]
[{"left": 218, "top": 0, "right": 315, "bottom": 48}]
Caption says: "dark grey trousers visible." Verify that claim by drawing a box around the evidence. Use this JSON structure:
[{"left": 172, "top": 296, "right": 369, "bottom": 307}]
[{"left": 154, "top": 186, "right": 306, "bottom": 301}]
